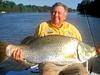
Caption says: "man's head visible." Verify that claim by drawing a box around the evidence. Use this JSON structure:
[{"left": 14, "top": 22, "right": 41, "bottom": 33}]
[{"left": 51, "top": 2, "right": 69, "bottom": 28}]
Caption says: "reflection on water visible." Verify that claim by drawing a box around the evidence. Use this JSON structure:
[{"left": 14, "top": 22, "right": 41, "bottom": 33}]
[
  {"left": 0, "top": 12, "right": 100, "bottom": 75},
  {"left": 0, "top": 13, "right": 50, "bottom": 44},
  {"left": 0, "top": 12, "right": 100, "bottom": 46}
]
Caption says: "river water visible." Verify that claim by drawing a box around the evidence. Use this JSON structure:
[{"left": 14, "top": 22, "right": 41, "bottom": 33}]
[{"left": 0, "top": 12, "right": 100, "bottom": 46}]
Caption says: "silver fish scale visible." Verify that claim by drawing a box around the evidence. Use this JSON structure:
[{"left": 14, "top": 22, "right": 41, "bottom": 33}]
[
  {"left": 1, "top": 35, "right": 96, "bottom": 70},
  {"left": 23, "top": 36, "right": 72, "bottom": 63},
  {"left": 22, "top": 35, "right": 96, "bottom": 65},
  {"left": 24, "top": 40, "right": 66, "bottom": 64}
]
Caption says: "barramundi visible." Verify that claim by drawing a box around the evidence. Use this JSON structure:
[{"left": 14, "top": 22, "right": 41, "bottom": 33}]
[{"left": 0, "top": 35, "right": 97, "bottom": 72}]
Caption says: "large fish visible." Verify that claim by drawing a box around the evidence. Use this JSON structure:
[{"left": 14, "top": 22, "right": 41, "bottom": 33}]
[{"left": 0, "top": 35, "right": 97, "bottom": 72}]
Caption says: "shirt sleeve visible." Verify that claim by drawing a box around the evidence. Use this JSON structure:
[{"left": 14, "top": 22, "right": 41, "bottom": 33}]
[
  {"left": 68, "top": 24, "right": 82, "bottom": 42},
  {"left": 34, "top": 22, "right": 47, "bottom": 38}
]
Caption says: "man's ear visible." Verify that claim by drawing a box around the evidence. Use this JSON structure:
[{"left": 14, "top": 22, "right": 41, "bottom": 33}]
[{"left": 64, "top": 11, "right": 68, "bottom": 20}]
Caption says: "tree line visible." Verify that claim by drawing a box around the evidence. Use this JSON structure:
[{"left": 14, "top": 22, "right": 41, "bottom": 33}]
[
  {"left": 77, "top": 0, "right": 100, "bottom": 17},
  {"left": 0, "top": 1, "right": 51, "bottom": 13},
  {"left": 0, "top": 0, "right": 75, "bottom": 13}
]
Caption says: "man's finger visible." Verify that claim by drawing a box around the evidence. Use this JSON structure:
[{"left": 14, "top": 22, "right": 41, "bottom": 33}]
[
  {"left": 19, "top": 49, "right": 24, "bottom": 61},
  {"left": 12, "top": 48, "right": 17, "bottom": 59}
]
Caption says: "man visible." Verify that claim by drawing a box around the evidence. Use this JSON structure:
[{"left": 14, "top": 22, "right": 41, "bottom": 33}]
[
  {"left": 11, "top": 2, "right": 95, "bottom": 75},
  {"left": 33, "top": 2, "right": 82, "bottom": 41}
]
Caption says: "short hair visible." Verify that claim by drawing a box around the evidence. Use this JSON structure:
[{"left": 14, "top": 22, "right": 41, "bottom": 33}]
[{"left": 51, "top": 2, "right": 68, "bottom": 12}]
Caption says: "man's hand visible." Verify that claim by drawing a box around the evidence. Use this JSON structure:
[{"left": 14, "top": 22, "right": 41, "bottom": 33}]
[{"left": 12, "top": 48, "right": 24, "bottom": 62}]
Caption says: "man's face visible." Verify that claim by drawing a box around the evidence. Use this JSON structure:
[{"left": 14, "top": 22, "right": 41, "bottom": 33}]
[{"left": 51, "top": 6, "right": 68, "bottom": 27}]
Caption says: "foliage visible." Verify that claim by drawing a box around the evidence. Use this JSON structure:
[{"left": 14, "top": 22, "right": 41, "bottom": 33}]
[
  {"left": 0, "top": 0, "right": 75, "bottom": 13},
  {"left": 77, "top": 0, "right": 100, "bottom": 17},
  {"left": 0, "top": 1, "right": 51, "bottom": 13}
]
